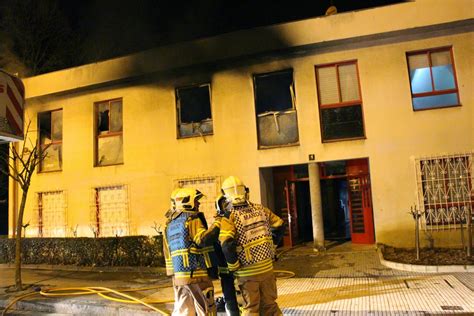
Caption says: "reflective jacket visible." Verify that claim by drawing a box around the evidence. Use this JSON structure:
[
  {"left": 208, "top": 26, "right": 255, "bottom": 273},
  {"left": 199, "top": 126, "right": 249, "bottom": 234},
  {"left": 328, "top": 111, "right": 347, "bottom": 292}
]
[
  {"left": 164, "top": 211, "right": 221, "bottom": 283},
  {"left": 219, "top": 202, "right": 284, "bottom": 278}
]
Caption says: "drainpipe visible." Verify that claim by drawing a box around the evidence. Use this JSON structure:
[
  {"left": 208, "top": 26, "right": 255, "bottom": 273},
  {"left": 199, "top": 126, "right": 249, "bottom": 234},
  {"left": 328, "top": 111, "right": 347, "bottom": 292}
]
[{"left": 309, "top": 163, "right": 325, "bottom": 251}]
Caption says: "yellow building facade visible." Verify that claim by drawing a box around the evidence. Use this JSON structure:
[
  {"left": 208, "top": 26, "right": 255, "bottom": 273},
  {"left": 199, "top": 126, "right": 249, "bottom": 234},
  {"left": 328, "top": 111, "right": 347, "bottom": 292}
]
[{"left": 9, "top": 0, "right": 474, "bottom": 247}]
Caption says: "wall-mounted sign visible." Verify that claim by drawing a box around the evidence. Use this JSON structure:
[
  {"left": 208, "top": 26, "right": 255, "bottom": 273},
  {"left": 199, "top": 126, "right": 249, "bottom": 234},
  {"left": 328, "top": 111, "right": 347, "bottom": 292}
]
[{"left": 0, "top": 70, "right": 24, "bottom": 143}]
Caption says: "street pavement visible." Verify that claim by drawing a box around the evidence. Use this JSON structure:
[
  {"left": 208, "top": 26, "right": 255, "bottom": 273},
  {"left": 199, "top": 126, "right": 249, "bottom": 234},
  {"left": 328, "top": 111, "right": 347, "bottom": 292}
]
[{"left": 0, "top": 242, "right": 473, "bottom": 315}]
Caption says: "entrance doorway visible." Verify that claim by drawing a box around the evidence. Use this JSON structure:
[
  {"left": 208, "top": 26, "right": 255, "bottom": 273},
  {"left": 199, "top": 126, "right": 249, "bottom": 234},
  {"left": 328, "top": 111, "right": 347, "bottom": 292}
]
[
  {"left": 320, "top": 158, "right": 375, "bottom": 244},
  {"left": 260, "top": 158, "right": 375, "bottom": 247}
]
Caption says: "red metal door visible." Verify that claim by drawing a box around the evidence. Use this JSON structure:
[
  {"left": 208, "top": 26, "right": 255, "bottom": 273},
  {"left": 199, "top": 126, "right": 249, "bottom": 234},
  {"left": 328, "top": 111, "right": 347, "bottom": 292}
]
[
  {"left": 348, "top": 175, "right": 374, "bottom": 244},
  {"left": 346, "top": 159, "right": 375, "bottom": 244},
  {"left": 283, "top": 180, "right": 298, "bottom": 247}
]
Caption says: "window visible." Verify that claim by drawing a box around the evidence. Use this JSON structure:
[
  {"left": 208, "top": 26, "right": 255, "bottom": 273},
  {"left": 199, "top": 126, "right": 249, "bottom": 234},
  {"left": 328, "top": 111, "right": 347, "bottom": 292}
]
[
  {"left": 35, "top": 191, "right": 67, "bottom": 237},
  {"left": 92, "top": 185, "right": 129, "bottom": 237},
  {"left": 254, "top": 69, "right": 299, "bottom": 148},
  {"left": 38, "top": 109, "right": 62, "bottom": 172},
  {"left": 95, "top": 99, "right": 123, "bottom": 166},
  {"left": 315, "top": 61, "right": 365, "bottom": 142},
  {"left": 176, "top": 176, "right": 220, "bottom": 225},
  {"left": 407, "top": 47, "right": 459, "bottom": 110},
  {"left": 176, "top": 84, "right": 213, "bottom": 138},
  {"left": 416, "top": 153, "right": 473, "bottom": 230}
]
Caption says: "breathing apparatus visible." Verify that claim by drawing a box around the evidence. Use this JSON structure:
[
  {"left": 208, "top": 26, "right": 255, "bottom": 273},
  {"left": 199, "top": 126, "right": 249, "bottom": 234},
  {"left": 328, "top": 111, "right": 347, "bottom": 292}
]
[{"left": 215, "top": 195, "right": 231, "bottom": 217}]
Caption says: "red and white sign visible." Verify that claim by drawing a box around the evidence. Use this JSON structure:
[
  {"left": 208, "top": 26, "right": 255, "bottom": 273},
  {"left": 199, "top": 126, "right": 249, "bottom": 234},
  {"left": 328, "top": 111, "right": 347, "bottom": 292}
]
[{"left": 0, "top": 70, "right": 24, "bottom": 142}]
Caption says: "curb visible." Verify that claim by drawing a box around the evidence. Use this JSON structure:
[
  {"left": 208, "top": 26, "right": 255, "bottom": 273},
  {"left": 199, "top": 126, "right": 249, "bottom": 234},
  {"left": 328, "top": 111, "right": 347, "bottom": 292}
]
[{"left": 377, "top": 244, "right": 474, "bottom": 273}]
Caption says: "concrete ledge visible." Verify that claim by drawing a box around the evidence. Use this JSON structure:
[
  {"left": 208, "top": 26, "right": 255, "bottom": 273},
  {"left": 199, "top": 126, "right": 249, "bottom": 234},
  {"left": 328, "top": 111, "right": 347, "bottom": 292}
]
[
  {"left": 377, "top": 245, "right": 474, "bottom": 273},
  {"left": 0, "top": 263, "right": 166, "bottom": 273}
]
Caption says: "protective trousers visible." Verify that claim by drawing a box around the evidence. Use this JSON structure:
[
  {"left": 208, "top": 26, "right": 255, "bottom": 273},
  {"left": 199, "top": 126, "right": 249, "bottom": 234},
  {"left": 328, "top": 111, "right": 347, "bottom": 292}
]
[
  {"left": 172, "top": 279, "right": 216, "bottom": 316},
  {"left": 237, "top": 271, "right": 282, "bottom": 316}
]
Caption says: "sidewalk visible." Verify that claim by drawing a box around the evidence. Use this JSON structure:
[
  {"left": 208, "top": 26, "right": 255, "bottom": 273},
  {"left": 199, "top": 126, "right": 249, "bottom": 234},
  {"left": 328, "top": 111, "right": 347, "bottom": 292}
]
[{"left": 1, "top": 242, "right": 473, "bottom": 315}]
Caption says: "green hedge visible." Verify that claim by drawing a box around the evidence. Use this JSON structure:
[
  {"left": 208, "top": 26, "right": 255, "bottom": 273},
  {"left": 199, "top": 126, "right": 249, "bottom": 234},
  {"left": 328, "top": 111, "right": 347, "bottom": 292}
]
[{"left": 0, "top": 235, "right": 164, "bottom": 267}]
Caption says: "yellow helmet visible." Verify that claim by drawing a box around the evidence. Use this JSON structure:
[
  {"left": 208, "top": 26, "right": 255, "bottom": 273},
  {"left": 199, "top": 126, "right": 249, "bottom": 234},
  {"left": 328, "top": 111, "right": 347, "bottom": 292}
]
[
  {"left": 221, "top": 176, "right": 248, "bottom": 206},
  {"left": 173, "top": 188, "right": 204, "bottom": 210}
]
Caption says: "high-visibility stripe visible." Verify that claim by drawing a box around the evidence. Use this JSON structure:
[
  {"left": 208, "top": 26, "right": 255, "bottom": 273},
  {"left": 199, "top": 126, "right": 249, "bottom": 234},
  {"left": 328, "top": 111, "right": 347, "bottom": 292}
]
[
  {"left": 234, "top": 259, "right": 273, "bottom": 277},
  {"left": 174, "top": 269, "right": 208, "bottom": 279}
]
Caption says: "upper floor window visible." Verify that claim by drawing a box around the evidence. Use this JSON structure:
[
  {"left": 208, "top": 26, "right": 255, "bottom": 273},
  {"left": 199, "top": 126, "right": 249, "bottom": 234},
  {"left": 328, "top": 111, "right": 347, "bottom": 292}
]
[
  {"left": 315, "top": 61, "right": 365, "bottom": 142},
  {"left": 176, "top": 84, "right": 213, "bottom": 138},
  {"left": 254, "top": 69, "right": 299, "bottom": 148},
  {"left": 407, "top": 47, "right": 459, "bottom": 110},
  {"left": 95, "top": 99, "right": 123, "bottom": 166},
  {"left": 38, "top": 109, "right": 62, "bottom": 172}
]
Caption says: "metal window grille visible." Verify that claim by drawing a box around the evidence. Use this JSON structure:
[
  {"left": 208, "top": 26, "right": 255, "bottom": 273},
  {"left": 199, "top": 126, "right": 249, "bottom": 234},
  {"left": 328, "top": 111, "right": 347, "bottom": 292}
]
[
  {"left": 415, "top": 152, "right": 474, "bottom": 230},
  {"left": 34, "top": 191, "right": 67, "bottom": 237},
  {"left": 91, "top": 185, "right": 129, "bottom": 237},
  {"left": 175, "top": 176, "right": 220, "bottom": 225}
]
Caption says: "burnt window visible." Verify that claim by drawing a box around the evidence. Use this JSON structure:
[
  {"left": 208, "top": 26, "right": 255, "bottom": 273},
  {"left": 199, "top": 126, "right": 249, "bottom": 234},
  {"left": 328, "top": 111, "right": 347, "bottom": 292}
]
[
  {"left": 176, "top": 84, "right": 213, "bottom": 138},
  {"left": 254, "top": 70, "right": 299, "bottom": 148},
  {"left": 315, "top": 61, "right": 365, "bottom": 142},
  {"left": 95, "top": 99, "right": 123, "bottom": 166},
  {"left": 38, "top": 109, "right": 62, "bottom": 172}
]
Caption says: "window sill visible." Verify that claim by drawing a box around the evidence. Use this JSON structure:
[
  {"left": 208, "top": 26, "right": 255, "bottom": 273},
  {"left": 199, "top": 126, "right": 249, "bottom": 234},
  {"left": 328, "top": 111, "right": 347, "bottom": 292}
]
[
  {"left": 38, "top": 169, "right": 62, "bottom": 174},
  {"left": 258, "top": 142, "right": 300, "bottom": 150},
  {"left": 322, "top": 136, "right": 366, "bottom": 143},
  {"left": 413, "top": 104, "right": 461, "bottom": 111},
  {"left": 178, "top": 133, "right": 213, "bottom": 139},
  {"left": 94, "top": 162, "right": 124, "bottom": 168}
]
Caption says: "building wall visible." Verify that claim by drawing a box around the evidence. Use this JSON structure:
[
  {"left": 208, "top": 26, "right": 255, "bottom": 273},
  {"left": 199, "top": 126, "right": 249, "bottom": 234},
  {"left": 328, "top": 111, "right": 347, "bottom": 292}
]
[{"left": 10, "top": 1, "right": 474, "bottom": 246}]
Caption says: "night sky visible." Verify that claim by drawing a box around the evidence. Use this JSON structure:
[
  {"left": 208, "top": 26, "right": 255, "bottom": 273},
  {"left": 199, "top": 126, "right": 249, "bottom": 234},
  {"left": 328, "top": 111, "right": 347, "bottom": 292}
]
[
  {"left": 60, "top": 0, "right": 406, "bottom": 62},
  {"left": 0, "top": 0, "right": 406, "bottom": 76}
]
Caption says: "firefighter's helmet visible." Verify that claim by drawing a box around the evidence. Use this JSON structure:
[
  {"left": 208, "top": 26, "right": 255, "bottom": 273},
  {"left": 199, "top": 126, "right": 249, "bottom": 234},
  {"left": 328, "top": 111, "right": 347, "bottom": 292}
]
[
  {"left": 173, "top": 188, "right": 204, "bottom": 211},
  {"left": 221, "top": 176, "right": 248, "bottom": 206}
]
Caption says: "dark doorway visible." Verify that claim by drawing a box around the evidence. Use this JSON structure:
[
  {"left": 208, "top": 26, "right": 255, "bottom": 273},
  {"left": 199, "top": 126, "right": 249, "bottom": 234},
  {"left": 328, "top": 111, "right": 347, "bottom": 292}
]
[
  {"left": 0, "top": 144, "right": 9, "bottom": 235},
  {"left": 321, "top": 179, "right": 350, "bottom": 241},
  {"left": 295, "top": 181, "right": 313, "bottom": 243}
]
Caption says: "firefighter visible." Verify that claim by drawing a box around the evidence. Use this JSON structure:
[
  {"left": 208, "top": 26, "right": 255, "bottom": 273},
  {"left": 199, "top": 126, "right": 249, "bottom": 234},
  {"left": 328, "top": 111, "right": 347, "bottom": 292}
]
[
  {"left": 214, "top": 195, "right": 239, "bottom": 316},
  {"left": 163, "top": 188, "right": 222, "bottom": 316},
  {"left": 219, "top": 176, "right": 285, "bottom": 316}
]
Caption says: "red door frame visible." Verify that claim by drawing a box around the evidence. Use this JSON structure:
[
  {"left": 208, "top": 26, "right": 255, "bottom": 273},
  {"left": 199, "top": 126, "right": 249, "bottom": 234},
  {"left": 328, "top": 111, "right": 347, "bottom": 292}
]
[{"left": 319, "top": 158, "right": 375, "bottom": 244}]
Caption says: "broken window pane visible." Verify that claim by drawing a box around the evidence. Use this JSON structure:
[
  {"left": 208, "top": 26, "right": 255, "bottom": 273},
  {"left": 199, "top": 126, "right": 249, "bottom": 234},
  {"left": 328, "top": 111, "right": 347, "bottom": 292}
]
[
  {"left": 257, "top": 110, "right": 299, "bottom": 147},
  {"left": 41, "top": 143, "right": 62, "bottom": 172},
  {"left": 38, "top": 110, "right": 62, "bottom": 172},
  {"left": 110, "top": 100, "right": 123, "bottom": 132},
  {"left": 97, "top": 103, "right": 110, "bottom": 134},
  {"left": 97, "top": 135, "right": 123, "bottom": 166},
  {"left": 39, "top": 112, "right": 52, "bottom": 144},
  {"left": 96, "top": 99, "right": 123, "bottom": 166},
  {"left": 255, "top": 70, "right": 294, "bottom": 114},
  {"left": 177, "top": 84, "right": 213, "bottom": 137},
  {"left": 254, "top": 70, "right": 298, "bottom": 147},
  {"left": 51, "top": 110, "right": 63, "bottom": 141}
]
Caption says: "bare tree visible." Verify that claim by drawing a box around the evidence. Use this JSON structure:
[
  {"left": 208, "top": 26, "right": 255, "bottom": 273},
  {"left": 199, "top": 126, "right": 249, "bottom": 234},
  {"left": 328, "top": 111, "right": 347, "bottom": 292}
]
[{"left": 0, "top": 122, "right": 46, "bottom": 291}]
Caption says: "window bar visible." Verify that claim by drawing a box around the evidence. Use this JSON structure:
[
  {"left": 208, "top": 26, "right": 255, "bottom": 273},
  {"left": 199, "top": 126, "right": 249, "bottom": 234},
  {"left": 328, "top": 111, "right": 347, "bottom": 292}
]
[
  {"left": 38, "top": 193, "right": 43, "bottom": 237},
  {"left": 95, "top": 189, "right": 101, "bottom": 237}
]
